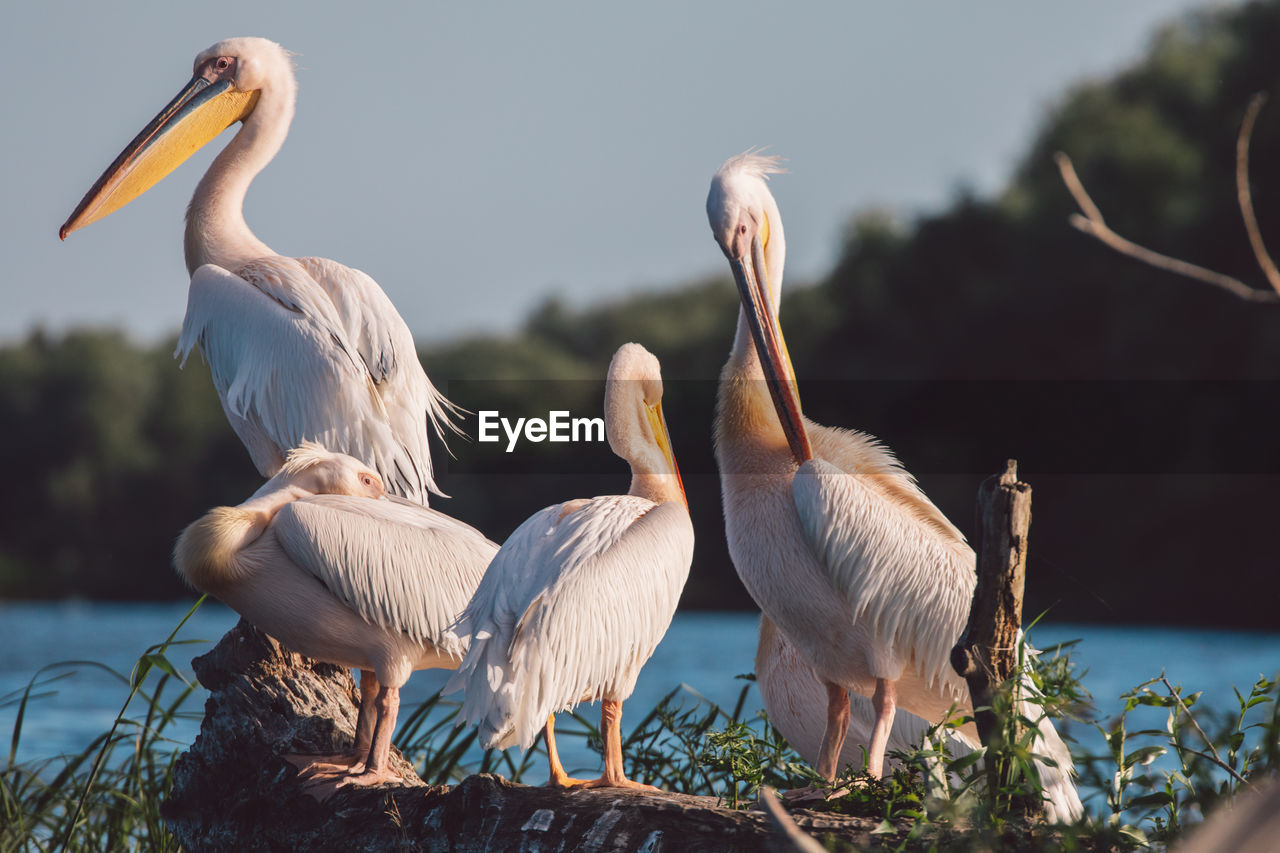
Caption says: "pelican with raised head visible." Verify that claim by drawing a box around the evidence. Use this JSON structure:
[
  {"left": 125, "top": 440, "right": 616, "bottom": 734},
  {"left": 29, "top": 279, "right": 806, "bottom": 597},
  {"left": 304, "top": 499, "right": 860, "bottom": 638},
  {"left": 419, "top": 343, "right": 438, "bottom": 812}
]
[
  {"left": 61, "top": 38, "right": 454, "bottom": 504},
  {"left": 174, "top": 442, "right": 498, "bottom": 793},
  {"left": 707, "top": 153, "right": 1081, "bottom": 820},
  {"left": 446, "top": 343, "right": 693, "bottom": 790}
]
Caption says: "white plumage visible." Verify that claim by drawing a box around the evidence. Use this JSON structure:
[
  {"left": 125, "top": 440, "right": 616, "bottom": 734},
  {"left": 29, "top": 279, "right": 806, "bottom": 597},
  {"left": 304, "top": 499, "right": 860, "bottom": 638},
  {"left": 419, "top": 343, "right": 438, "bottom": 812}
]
[
  {"left": 756, "top": 615, "right": 974, "bottom": 775},
  {"left": 62, "top": 38, "right": 454, "bottom": 503},
  {"left": 173, "top": 442, "right": 496, "bottom": 793},
  {"left": 756, "top": 617, "right": 1082, "bottom": 822},
  {"left": 453, "top": 496, "right": 692, "bottom": 750},
  {"left": 447, "top": 343, "right": 693, "bottom": 789},
  {"left": 708, "top": 153, "right": 1082, "bottom": 818}
]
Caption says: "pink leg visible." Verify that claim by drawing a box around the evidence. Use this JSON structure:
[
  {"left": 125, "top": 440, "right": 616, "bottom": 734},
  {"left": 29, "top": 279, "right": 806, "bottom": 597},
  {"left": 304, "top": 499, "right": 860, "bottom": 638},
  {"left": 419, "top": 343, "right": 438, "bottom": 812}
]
[
  {"left": 354, "top": 685, "right": 401, "bottom": 780},
  {"left": 784, "top": 682, "right": 852, "bottom": 802},
  {"left": 304, "top": 685, "right": 405, "bottom": 799},
  {"left": 866, "top": 678, "right": 897, "bottom": 779},
  {"left": 288, "top": 670, "right": 379, "bottom": 777},
  {"left": 563, "top": 700, "right": 659, "bottom": 791},
  {"left": 816, "top": 681, "right": 852, "bottom": 781},
  {"left": 545, "top": 715, "right": 589, "bottom": 787}
]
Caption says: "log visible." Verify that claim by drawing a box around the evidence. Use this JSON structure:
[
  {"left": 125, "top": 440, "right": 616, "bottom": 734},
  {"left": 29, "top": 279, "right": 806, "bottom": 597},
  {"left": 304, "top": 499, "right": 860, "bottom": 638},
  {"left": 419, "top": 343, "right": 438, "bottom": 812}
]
[
  {"left": 162, "top": 619, "right": 893, "bottom": 852},
  {"left": 949, "top": 459, "right": 1036, "bottom": 811}
]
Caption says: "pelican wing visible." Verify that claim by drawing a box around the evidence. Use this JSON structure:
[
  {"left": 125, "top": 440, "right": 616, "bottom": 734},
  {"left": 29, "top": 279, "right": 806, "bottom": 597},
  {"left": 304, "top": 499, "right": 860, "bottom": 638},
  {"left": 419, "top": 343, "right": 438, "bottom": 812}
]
[
  {"left": 272, "top": 494, "right": 497, "bottom": 646},
  {"left": 297, "top": 256, "right": 458, "bottom": 439},
  {"left": 792, "top": 457, "right": 975, "bottom": 688},
  {"left": 448, "top": 495, "right": 694, "bottom": 750},
  {"left": 176, "top": 258, "right": 446, "bottom": 503}
]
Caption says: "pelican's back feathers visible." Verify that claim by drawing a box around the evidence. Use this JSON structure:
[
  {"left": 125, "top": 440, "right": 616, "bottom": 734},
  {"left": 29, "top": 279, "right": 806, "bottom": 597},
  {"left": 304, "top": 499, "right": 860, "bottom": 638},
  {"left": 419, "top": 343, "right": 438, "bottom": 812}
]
[
  {"left": 792, "top": 456, "right": 974, "bottom": 691},
  {"left": 448, "top": 495, "right": 693, "bottom": 750},
  {"left": 273, "top": 494, "right": 497, "bottom": 648}
]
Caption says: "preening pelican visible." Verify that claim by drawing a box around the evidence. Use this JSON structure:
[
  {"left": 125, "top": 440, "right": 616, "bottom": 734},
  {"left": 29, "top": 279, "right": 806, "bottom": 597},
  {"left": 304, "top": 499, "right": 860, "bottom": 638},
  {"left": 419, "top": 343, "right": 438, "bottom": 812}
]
[
  {"left": 708, "top": 153, "right": 1081, "bottom": 820},
  {"left": 446, "top": 343, "right": 693, "bottom": 789},
  {"left": 174, "top": 442, "right": 497, "bottom": 792},
  {"left": 61, "top": 38, "right": 454, "bottom": 504}
]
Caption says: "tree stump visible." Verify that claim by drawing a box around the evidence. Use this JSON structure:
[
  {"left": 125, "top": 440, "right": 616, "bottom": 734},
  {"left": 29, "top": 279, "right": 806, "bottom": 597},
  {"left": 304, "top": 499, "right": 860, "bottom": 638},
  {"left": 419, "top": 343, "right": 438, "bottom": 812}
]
[
  {"left": 949, "top": 459, "right": 1036, "bottom": 812},
  {"left": 161, "top": 619, "right": 895, "bottom": 852}
]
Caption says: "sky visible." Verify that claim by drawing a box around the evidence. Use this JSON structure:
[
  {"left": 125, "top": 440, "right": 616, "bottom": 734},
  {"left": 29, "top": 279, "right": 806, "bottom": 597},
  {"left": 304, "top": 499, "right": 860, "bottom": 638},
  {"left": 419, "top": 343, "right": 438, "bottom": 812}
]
[{"left": 2, "top": 0, "right": 1218, "bottom": 346}]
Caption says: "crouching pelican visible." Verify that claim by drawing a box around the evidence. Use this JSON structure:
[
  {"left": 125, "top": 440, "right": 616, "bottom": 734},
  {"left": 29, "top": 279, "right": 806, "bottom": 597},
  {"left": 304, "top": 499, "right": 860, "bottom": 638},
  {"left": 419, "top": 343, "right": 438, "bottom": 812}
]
[
  {"left": 446, "top": 343, "right": 693, "bottom": 789},
  {"left": 174, "top": 442, "right": 497, "bottom": 792},
  {"left": 61, "top": 38, "right": 455, "bottom": 504},
  {"left": 707, "top": 153, "right": 1081, "bottom": 819}
]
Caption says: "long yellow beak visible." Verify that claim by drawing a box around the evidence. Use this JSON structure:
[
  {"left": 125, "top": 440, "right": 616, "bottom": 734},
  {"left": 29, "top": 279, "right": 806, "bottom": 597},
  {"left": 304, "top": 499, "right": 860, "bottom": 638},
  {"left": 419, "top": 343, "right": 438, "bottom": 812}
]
[
  {"left": 730, "top": 234, "right": 812, "bottom": 464},
  {"left": 60, "top": 76, "right": 259, "bottom": 239},
  {"left": 646, "top": 401, "right": 687, "bottom": 507}
]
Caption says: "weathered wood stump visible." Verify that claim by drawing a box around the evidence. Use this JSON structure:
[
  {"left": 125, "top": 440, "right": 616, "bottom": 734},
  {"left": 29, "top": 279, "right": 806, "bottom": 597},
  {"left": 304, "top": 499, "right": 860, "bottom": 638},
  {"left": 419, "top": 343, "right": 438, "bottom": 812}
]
[
  {"left": 162, "top": 619, "right": 891, "bottom": 852},
  {"left": 950, "top": 459, "right": 1038, "bottom": 814}
]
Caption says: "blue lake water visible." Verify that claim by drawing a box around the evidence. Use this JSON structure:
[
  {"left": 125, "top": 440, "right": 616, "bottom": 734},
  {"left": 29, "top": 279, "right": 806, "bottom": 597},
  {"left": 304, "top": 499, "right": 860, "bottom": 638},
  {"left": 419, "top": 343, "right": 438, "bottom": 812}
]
[{"left": 2, "top": 601, "right": 1277, "bottom": 810}]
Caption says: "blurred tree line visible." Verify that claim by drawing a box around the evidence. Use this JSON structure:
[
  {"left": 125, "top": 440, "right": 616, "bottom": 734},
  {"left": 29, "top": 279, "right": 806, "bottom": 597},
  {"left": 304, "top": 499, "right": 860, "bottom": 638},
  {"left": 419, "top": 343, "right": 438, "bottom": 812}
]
[{"left": 4, "top": 1, "right": 1279, "bottom": 627}]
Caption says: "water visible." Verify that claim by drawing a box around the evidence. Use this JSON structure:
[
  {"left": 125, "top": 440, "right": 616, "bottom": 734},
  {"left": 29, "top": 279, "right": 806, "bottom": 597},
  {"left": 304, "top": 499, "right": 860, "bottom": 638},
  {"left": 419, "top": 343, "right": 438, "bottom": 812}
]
[{"left": 2, "top": 601, "right": 1278, "bottom": 804}]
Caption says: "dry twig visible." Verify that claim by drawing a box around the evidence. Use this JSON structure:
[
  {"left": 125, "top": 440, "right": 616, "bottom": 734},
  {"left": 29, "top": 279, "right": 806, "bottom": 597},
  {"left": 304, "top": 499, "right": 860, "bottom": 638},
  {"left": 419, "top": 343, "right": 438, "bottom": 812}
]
[
  {"left": 1235, "top": 94, "right": 1280, "bottom": 296},
  {"left": 1056, "top": 93, "right": 1280, "bottom": 304},
  {"left": 1160, "top": 675, "right": 1249, "bottom": 786}
]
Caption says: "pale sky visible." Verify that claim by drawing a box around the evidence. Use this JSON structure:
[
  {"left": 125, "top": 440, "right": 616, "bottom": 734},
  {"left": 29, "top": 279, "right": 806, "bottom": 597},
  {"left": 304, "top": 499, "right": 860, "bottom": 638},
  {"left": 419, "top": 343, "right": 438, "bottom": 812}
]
[{"left": 2, "top": 1, "right": 1214, "bottom": 345}]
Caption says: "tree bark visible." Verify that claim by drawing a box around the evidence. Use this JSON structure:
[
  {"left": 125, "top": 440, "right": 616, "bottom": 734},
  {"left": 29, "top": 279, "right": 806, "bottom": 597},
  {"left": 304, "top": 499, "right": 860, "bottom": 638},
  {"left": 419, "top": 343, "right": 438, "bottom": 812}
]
[{"left": 162, "top": 619, "right": 892, "bottom": 852}]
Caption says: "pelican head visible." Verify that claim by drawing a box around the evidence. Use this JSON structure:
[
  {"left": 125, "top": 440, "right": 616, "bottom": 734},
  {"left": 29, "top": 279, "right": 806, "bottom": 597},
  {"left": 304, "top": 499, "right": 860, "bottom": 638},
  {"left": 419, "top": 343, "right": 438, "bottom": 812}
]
[
  {"left": 60, "top": 37, "right": 294, "bottom": 239},
  {"left": 707, "top": 153, "right": 811, "bottom": 463},
  {"left": 604, "top": 343, "right": 685, "bottom": 505},
  {"left": 276, "top": 441, "right": 386, "bottom": 499}
]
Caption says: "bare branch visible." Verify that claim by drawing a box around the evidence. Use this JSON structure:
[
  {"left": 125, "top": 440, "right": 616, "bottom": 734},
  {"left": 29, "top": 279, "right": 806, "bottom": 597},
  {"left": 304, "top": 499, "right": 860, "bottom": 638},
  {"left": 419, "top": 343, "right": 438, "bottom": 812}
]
[
  {"left": 1235, "top": 93, "right": 1280, "bottom": 295},
  {"left": 1160, "top": 675, "right": 1249, "bottom": 786},
  {"left": 1055, "top": 152, "right": 1279, "bottom": 303}
]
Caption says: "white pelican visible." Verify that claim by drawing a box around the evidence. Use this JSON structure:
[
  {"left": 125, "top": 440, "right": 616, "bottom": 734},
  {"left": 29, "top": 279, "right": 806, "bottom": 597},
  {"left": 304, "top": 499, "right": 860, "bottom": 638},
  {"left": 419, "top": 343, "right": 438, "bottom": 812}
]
[
  {"left": 173, "top": 442, "right": 497, "bottom": 791},
  {"left": 445, "top": 343, "right": 693, "bottom": 789},
  {"left": 61, "top": 38, "right": 454, "bottom": 504},
  {"left": 708, "top": 153, "right": 1082, "bottom": 820},
  {"left": 756, "top": 615, "right": 975, "bottom": 776}
]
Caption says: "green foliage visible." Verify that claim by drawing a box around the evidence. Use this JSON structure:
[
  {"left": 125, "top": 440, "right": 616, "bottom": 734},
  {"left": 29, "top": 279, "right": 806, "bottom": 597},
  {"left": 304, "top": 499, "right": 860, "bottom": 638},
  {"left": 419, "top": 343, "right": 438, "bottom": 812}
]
[
  {"left": 4, "top": 608, "right": 1279, "bottom": 851},
  {"left": 0, "top": 330, "right": 259, "bottom": 602},
  {"left": 0, "top": 600, "right": 206, "bottom": 852}
]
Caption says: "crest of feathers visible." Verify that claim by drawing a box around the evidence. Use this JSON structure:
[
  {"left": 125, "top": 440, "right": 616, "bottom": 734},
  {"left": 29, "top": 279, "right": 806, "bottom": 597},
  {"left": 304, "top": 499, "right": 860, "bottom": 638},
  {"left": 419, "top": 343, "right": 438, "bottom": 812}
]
[
  {"left": 717, "top": 149, "right": 787, "bottom": 181},
  {"left": 280, "top": 440, "right": 337, "bottom": 476}
]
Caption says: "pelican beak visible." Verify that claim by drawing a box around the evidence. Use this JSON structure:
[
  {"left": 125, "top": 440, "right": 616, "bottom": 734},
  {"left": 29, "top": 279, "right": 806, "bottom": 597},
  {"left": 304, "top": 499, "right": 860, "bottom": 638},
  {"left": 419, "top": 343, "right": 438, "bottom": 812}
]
[
  {"left": 730, "top": 231, "right": 812, "bottom": 464},
  {"left": 60, "top": 75, "right": 260, "bottom": 239},
  {"left": 646, "top": 401, "right": 687, "bottom": 507}
]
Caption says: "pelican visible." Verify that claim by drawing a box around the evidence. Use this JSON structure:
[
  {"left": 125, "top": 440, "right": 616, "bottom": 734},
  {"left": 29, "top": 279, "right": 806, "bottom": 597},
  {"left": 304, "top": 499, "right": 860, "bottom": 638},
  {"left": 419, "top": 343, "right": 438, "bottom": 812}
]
[
  {"left": 756, "top": 615, "right": 975, "bottom": 776},
  {"left": 445, "top": 343, "right": 693, "bottom": 789},
  {"left": 708, "top": 153, "right": 1082, "bottom": 820},
  {"left": 173, "top": 442, "right": 497, "bottom": 791},
  {"left": 61, "top": 38, "right": 454, "bottom": 504}
]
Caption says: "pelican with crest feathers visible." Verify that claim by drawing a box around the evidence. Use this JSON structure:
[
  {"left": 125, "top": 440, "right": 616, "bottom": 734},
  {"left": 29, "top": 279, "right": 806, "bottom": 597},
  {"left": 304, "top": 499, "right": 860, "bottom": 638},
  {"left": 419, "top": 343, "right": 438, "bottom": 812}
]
[
  {"left": 61, "top": 37, "right": 454, "bottom": 504},
  {"left": 446, "top": 343, "right": 693, "bottom": 790},
  {"left": 173, "top": 442, "right": 497, "bottom": 793},
  {"left": 708, "top": 153, "right": 1081, "bottom": 820}
]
